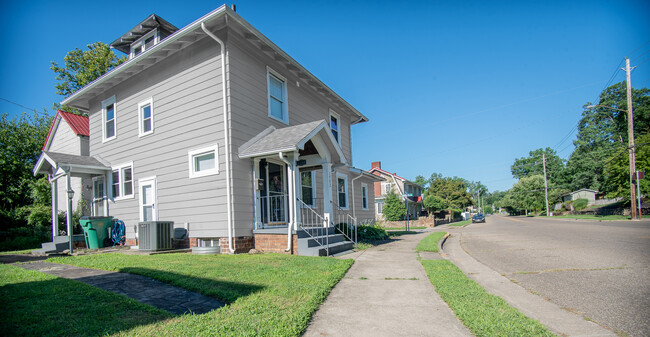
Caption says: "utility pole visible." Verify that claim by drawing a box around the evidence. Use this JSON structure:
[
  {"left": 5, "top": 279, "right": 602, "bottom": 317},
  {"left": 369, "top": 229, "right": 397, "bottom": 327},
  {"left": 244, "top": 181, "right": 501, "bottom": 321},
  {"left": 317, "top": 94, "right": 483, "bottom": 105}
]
[
  {"left": 543, "top": 154, "right": 550, "bottom": 216},
  {"left": 623, "top": 57, "right": 638, "bottom": 220}
]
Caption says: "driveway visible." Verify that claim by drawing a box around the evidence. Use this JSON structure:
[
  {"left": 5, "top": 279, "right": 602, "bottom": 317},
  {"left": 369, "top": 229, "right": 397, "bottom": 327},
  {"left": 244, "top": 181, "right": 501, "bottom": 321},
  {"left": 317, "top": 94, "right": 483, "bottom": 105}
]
[{"left": 458, "top": 215, "right": 650, "bottom": 337}]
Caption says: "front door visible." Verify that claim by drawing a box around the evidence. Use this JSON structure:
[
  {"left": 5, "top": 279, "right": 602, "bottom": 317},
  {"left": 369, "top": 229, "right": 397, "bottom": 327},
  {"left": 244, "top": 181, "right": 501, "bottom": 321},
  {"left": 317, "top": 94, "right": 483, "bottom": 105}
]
[
  {"left": 260, "top": 161, "right": 286, "bottom": 226},
  {"left": 139, "top": 177, "right": 157, "bottom": 221},
  {"left": 92, "top": 176, "right": 106, "bottom": 216}
]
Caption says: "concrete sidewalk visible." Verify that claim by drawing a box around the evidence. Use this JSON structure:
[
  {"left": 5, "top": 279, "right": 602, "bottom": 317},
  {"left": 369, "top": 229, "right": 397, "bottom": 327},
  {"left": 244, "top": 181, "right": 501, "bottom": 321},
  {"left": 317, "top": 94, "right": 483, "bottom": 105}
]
[
  {"left": 443, "top": 233, "right": 616, "bottom": 337},
  {"left": 17, "top": 261, "right": 225, "bottom": 315},
  {"left": 303, "top": 230, "right": 471, "bottom": 337}
]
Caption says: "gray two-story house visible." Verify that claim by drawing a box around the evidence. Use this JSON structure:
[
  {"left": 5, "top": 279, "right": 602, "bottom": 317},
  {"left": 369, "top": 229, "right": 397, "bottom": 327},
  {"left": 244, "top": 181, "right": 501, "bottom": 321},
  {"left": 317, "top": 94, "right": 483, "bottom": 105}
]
[{"left": 34, "top": 5, "right": 380, "bottom": 255}]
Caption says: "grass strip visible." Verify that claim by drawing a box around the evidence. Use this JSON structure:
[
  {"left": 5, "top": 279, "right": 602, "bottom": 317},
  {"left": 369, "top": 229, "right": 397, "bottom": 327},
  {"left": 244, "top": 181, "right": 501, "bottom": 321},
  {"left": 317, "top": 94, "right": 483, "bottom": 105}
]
[
  {"left": 42, "top": 252, "right": 351, "bottom": 336},
  {"left": 448, "top": 219, "right": 472, "bottom": 227},
  {"left": 421, "top": 260, "right": 555, "bottom": 337},
  {"left": 383, "top": 226, "right": 427, "bottom": 230},
  {"left": 0, "top": 264, "right": 171, "bottom": 337},
  {"left": 416, "top": 231, "right": 447, "bottom": 252},
  {"left": 551, "top": 214, "right": 631, "bottom": 221}
]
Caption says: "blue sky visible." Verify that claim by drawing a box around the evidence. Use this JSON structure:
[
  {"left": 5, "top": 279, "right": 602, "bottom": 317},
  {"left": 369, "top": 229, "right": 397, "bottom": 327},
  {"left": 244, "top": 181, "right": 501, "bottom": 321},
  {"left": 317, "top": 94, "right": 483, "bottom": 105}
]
[{"left": 1, "top": 0, "right": 649, "bottom": 192}]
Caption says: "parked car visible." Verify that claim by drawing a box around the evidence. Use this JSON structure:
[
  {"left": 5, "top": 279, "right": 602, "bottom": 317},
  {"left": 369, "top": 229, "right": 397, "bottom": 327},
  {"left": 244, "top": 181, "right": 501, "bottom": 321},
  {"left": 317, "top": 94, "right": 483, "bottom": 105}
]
[{"left": 472, "top": 214, "right": 485, "bottom": 223}]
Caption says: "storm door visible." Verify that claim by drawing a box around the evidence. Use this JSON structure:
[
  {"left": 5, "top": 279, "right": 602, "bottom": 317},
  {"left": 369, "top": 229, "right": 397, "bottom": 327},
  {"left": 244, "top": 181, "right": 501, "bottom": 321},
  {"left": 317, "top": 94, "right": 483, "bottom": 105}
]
[{"left": 259, "top": 160, "right": 287, "bottom": 226}]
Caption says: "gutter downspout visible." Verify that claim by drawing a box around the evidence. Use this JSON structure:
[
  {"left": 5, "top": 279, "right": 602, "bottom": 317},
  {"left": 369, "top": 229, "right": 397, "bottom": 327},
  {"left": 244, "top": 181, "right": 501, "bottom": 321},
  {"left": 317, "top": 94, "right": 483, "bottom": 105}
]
[
  {"left": 350, "top": 170, "right": 364, "bottom": 220},
  {"left": 202, "top": 22, "right": 234, "bottom": 253},
  {"left": 279, "top": 152, "right": 293, "bottom": 252}
]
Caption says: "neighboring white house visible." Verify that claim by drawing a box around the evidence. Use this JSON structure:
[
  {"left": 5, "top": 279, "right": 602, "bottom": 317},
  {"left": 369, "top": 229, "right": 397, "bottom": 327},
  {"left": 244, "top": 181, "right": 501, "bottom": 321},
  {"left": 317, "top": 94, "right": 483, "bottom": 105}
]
[
  {"left": 34, "top": 6, "right": 378, "bottom": 255},
  {"left": 561, "top": 188, "right": 599, "bottom": 204}
]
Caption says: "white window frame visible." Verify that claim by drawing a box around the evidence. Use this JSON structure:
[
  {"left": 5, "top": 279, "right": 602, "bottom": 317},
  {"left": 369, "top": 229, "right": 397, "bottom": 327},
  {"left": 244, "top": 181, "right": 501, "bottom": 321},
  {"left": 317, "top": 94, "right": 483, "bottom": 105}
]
[
  {"left": 382, "top": 182, "right": 392, "bottom": 195},
  {"left": 138, "top": 98, "right": 154, "bottom": 137},
  {"left": 300, "top": 171, "right": 316, "bottom": 207},
  {"left": 377, "top": 200, "right": 384, "bottom": 214},
  {"left": 102, "top": 96, "right": 117, "bottom": 142},
  {"left": 130, "top": 29, "right": 159, "bottom": 59},
  {"left": 336, "top": 173, "right": 349, "bottom": 210},
  {"left": 329, "top": 109, "right": 341, "bottom": 145},
  {"left": 266, "top": 67, "right": 289, "bottom": 124},
  {"left": 361, "top": 183, "right": 369, "bottom": 210},
  {"left": 188, "top": 144, "right": 219, "bottom": 178},
  {"left": 110, "top": 162, "right": 134, "bottom": 201}
]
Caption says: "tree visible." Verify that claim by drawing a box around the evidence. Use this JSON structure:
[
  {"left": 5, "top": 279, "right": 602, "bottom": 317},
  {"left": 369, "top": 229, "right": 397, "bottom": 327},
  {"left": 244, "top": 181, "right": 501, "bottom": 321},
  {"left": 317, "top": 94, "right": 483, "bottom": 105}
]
[
  {"left": 51, "top": 42, "right": 126, "bottom": 113},
  {"left": 511, "top": 147, "right": 566, "bottom": 185},
  {"left": 467, "top": 180, "right": 488, "bottom": 207},
  {"left": 413, "top": 175, "right": 427, "bottom": 189},
  {"left": 423, "top": 194, "right": 447, "bottom": 213},
  {"left": 382, "top": 192, "right": 406, "bottom": 221},
  {"left": 427, "top": 175, "right": 472, "bottom": 209},
  {"left": 503, "top": 175, "right": 564, "bottom": 214},
  {"left": 565, "top": 82, "right": 649, "bottom": 191},
  {"left": 603, "top": 133, "right": 650, "bottom": 198},
  {"left": 0, "top": 112, "right": 52, "bottom": 210}
]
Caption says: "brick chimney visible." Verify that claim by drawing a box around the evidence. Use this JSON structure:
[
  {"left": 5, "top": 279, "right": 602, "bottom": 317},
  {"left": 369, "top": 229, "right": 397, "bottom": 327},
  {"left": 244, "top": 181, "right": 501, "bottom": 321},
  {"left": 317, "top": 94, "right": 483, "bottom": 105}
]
[{"left": 371, "top": 161, "right": 381, "bottom": 169}]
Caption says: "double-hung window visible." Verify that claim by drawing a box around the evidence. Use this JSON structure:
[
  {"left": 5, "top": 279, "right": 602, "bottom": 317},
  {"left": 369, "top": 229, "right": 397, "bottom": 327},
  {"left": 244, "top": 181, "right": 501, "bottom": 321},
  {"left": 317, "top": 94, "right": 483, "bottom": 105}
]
[
  {"left": 301, "top": 171, "right": 315, "bottom": 206},
  {"left": 138, "top": 98, "right": 154, "bottom": 137},
  {"left": 267, "top": 68, "right": 288, "bottom": 124},
  {"left": 188, "top": 144, "right": 219, "bottom": 178},
  {"left": 111, "top": 162, "right": 134, "bottom": 200},
  {"left": 102, "top": 96, "right": 116, "bottom": 142},
  {"left": 337, "top": 174, "right": 348, "bottom": 209},
  {"left": 383, "top": 182, "right": 392, "bottom": 195},
  {"left": 130, "top": 30, "right": 158, "bottom": 59},
  {"left": 329, "top": 110, "right": 340, "bottom": 144},
  {"left": 361, "top": 183, "right": 369, "bottom": 210}
]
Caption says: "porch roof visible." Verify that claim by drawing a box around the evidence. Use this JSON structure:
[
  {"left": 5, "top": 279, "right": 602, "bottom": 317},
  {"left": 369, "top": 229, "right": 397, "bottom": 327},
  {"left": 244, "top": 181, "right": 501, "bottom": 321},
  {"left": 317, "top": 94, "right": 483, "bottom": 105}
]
[
  {"left": 33, "top": 151, "right": 111, "bottom": 177},
  {"left": 238, "top": 120, "right": 347, "bottom": 164}
]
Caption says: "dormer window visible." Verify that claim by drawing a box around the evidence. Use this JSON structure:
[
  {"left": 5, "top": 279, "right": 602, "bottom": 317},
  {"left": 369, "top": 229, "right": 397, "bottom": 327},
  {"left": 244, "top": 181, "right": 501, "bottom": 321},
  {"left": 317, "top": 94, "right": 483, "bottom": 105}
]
[{"left": 130, "top": 30, "right": 159, "bottom": 59}]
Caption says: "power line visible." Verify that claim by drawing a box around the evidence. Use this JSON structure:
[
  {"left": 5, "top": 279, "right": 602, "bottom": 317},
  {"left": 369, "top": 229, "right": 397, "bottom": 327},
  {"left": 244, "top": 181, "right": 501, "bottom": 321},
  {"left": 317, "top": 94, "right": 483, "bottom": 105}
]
[
  {"left": 0, "top": 97, "right": 49, "bottom": 116},
  {"left": 627, "top": 40, "right": 650, "bottom": 58},
  {"left": 631, "top": 49, "right": 650, "bottom": 62}
]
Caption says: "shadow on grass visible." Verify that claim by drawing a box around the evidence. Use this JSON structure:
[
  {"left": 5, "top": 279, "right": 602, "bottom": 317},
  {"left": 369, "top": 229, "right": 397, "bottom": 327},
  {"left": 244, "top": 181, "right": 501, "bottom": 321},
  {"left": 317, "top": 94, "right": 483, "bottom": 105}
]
[{"left": 1, "top": 264, "right": 265, "bottom": 336}]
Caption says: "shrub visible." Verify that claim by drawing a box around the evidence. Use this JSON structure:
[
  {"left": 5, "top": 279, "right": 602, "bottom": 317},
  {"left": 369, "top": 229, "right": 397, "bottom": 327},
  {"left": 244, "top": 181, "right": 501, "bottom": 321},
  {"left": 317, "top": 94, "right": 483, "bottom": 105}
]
[
  {"left": 383, "top": 193, "right": 406, "bottom": 221},
  {"left": 573, "top": 198, "right": 589, "bottom": 210},
  {"left": 357, "top": 224, "right": 389, "bottom": 241}
]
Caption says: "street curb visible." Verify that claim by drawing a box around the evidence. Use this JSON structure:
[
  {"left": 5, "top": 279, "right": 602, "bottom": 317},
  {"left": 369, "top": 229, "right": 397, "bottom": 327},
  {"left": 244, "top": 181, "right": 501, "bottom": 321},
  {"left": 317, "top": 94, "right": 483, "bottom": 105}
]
[
  {"left": 440, "top": 233, "right": 617, "bottom": 337},
  {"left": 438, "top": 232, "right": 450, "bottom": 253}
]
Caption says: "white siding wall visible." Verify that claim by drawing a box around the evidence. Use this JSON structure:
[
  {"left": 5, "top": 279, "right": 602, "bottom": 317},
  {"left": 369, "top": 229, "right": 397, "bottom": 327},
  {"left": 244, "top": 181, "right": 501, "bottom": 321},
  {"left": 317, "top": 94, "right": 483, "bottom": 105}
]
[
  {"left": 48, "top": 121, "right": 91, "bottom": 213},
  {"left": 88, "top": 37, "right": 226, "bottom": 240},
  {"left": 226, "top": 30, "right": 359, "bottom": 236}
]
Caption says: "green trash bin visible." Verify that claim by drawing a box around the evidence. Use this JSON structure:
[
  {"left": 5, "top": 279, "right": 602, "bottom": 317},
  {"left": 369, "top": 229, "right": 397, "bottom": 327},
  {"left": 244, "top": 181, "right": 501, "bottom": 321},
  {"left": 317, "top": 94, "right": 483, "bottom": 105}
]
[{"left": 79, "top": 216, "right": 113, "bottom": 249}]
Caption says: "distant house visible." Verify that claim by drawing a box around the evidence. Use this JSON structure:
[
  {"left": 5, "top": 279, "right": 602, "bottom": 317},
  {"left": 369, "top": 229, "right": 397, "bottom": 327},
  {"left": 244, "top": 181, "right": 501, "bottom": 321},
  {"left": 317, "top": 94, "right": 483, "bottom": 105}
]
[
  {"left": 369, "top": 161, "right": 423, "bottom": 220},
  {"left": 33, "top": 6, "right": 379, "bottom": 256},
  {"left": 561, "top": 188, "right": 599, "bottom": 204}
]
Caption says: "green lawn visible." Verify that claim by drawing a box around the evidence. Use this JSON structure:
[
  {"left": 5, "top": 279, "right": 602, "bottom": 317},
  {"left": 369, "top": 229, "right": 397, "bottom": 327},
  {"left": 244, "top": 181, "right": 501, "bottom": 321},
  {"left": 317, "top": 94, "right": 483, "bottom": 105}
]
[
  {"left": 383, "top": 226, "right": 427, "bottom": 230},
  {"left": 421, "top": 260, "right": 555, "bottom": 337},
  {"left": 448, "top": 219, "right": 471, "bottom": 227},
  {"left": 0, "top": 264, "right": 171, "bottom": 337},
  {"left": 3, "top": 252, "right": 352, "bottom": 336},
  {"left": 551, "top": 214, "right": 631, "bottom": 221},
  {"left": 416, "top": 231, "right": 447, "bottom": 252}
]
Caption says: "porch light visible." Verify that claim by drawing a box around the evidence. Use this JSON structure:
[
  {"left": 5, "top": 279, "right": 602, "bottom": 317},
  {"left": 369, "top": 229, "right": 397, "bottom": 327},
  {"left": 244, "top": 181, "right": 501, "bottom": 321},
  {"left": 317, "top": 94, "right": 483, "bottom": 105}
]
[{"left": 67, "top": 189, "right": 75, "bottom": 200}]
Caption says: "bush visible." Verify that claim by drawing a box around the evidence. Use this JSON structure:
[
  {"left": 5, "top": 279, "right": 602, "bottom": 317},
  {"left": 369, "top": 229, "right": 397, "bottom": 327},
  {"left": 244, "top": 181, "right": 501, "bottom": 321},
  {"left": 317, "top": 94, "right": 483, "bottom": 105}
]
[
  {"left": 383, "top": 193, "right": 406, "bottom": 221},
  {"left": 573, "top": 198, "right": 589, "bottom": 211},
  {"left": 357, "top": 224, "right": 389, "bottom": 241}
]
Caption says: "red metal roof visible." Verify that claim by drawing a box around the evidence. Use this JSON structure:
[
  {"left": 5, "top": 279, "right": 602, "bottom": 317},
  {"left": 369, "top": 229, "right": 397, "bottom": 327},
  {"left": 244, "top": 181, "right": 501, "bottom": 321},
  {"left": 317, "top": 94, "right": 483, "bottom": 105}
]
[{"left": 42, "top": 111, "right": 89, "bottom": 150}]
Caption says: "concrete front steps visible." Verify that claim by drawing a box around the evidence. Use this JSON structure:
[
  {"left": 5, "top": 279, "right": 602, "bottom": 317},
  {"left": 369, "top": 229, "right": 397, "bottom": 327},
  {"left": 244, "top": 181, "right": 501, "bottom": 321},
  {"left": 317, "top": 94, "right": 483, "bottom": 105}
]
[
  {"left": 32, "top": 235, "right": 71, "bottom": 254},
  {"left": 297, "top": 227, "right": 354, "bottom": 256}
]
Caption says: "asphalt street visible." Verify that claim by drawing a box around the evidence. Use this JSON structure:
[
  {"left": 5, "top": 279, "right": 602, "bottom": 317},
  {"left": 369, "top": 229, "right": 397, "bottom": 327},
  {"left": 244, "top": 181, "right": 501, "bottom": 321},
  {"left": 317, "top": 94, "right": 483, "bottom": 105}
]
[{"left": 458, "top": 215, "right": 650, "bottom": 337}]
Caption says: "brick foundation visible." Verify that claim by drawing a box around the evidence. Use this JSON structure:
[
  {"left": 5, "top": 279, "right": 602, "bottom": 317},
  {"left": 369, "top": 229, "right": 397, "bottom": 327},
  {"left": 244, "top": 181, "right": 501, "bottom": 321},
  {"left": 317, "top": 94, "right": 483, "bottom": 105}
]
[
  {"left": 254, "top": 233, "right": 298, "bottom": 254},
  {"left": 125, "top": 238, "right": 137, "bottom": 247},
  {"left": 188, "top": 236, "right": 253, "bottom": 254}
]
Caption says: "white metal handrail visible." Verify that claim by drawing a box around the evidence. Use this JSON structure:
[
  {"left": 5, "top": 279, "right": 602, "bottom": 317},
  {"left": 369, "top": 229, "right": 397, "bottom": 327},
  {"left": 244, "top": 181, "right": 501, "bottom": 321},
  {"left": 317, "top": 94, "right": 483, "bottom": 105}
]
[{"left": 297, "top": 198, "right": 329, "bottom": 256}]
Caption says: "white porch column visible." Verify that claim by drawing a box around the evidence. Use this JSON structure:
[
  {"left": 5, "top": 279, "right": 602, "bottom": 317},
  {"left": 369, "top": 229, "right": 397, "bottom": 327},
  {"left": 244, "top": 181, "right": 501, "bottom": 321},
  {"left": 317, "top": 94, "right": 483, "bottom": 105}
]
[
  {"left": 50, "top": 176, "right": 58, "bottom": 238},
  {"left": 322, "top": 162, "right": 333, "bottom": 227},
  {"left": 286, "top": 157, "right": 295, "bottom": 230},
  {"left": 293, "top": 151, "right": 301, "bottom": 230},
  {"left": 65, "top": 171, "right": 73, "bottom": 253},
  {"left": 253, "top": 158, "right": 261, "bottom": 229}
]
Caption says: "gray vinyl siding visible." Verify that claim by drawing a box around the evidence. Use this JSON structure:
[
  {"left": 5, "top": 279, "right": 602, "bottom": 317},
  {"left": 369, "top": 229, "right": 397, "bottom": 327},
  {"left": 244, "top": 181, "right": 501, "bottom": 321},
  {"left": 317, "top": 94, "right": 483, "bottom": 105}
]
[
  {"left": 48, "top": 121, "right": 91, "bottom": 213},
  {"left": 226, "top": 30, "right": 358, "bottom": 235},
  {"left": 87, "top": 37, "right": 227, "bottom": 240}
]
